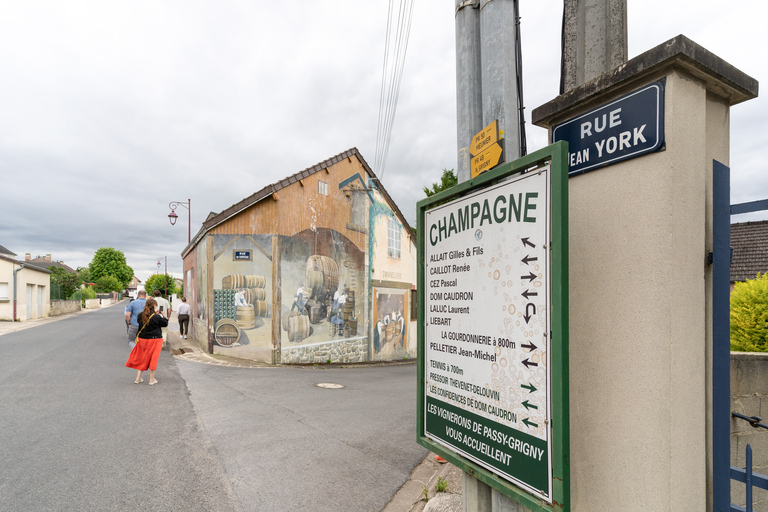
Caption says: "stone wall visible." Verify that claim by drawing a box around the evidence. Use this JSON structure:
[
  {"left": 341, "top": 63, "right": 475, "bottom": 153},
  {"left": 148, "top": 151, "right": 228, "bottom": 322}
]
[
  {"left": 731, "top": 352, "right": 768, "bottom": 510},
  {"left": 84, "top": 299, "right": 100, "bottom": 309},
  {"left": 50, "top": 300, "right": 81, "bottom": 316},
  {"left": 281, "top": 336, "right": 368, "bottom": 364}
]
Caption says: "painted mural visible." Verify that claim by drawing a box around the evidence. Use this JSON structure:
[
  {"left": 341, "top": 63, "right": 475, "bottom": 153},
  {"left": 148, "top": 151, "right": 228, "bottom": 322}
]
[
  {"left": 278, "top": 228, "right": 366, "bottom": 349},
  {"left": 207, "top": 229, "right": 366, "bottom": 363},
  {"left": 372, "top": 287, "right": 409, "bottom": 360}
]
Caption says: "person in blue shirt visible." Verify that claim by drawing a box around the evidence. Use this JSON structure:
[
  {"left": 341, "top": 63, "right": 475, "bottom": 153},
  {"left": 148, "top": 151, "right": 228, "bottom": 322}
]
[{"left": 125, "top": 290, "right": 147, "bottom": 349}]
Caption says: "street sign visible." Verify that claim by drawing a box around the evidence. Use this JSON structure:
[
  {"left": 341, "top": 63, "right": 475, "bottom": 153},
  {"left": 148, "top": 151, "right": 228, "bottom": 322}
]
[
  {"left": 417, "top": 143, "right": 570, "bottom": 511},
  {"left": 233, "top": 250, "right": 252, "bottom": 261},
  {"left": 552, "top": 81, "right": 665, "bottom": 176},
  {"left": 470, "top": 140, "right": 504, "bottom": 178},
  {"left": 470, "top": 120, "right": 499, "bottom": 157}
]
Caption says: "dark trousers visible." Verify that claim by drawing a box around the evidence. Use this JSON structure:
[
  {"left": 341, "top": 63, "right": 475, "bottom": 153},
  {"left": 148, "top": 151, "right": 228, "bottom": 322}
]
[{"left": 178, "top": 314, "right": 190, "bottom": 335}]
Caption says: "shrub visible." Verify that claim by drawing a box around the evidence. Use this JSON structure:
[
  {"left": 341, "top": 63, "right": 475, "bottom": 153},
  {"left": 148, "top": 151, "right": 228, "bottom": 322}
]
[{"left": 731, "top": 272, "right": 768, "bottom": 352}]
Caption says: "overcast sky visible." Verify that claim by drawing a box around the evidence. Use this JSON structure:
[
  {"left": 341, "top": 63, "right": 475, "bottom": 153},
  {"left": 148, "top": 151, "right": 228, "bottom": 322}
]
[{"left": 1, "top": 0, "right": 766, "bottom": 281}]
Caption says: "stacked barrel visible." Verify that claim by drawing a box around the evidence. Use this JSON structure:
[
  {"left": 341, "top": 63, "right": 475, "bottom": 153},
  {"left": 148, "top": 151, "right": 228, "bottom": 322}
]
[{"left": 222, "top": 274, "right": 268, "bottom": 329}]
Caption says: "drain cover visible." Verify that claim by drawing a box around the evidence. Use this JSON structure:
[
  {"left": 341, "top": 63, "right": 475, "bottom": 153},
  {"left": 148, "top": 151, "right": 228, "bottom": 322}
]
[{"left": 316, "top": 382, "right": 344, "bottom": 389}]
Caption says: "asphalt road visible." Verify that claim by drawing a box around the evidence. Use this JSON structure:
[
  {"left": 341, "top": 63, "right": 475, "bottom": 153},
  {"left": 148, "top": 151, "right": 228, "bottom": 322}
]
[{"left": 0, "top": 305, "right": 426, "bottom": 511}]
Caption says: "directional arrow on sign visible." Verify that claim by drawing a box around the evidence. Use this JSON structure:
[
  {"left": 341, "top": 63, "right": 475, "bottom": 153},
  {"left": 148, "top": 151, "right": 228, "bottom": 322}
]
[
  {"left": 521, "top": 341, "right": 537, "bottom": 352},
  {"left": 521, "top": 382, "right": 538, "bottom": 393},
  {"left": 522, "top": 400, "right": 539, "bottom": 411},
  {"left": 521, "top": 255, "right": 538, "bottom": 265},
  {"left": 523, "top": 303, "right": 537, "bottom": 324},
  {"left": 521, "top": 237, "right": 535, "bottom": 248},
  {"left": 522, "top": 418, "right": 538, "bottom": 428},
  {"left": 521, "top": 289, "right": 538, "bottom": 300},
  {"left": 470, "top": 141, "right": 504, "bottom": 178},
  {"left": 522, "top": 358, "right": 538, "bottom": 369},
  {"left": 521, "top": 271, "right": 537, "bottom": 283}
]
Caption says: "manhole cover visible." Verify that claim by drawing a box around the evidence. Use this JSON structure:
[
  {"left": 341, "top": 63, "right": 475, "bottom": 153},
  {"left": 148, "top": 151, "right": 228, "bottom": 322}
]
[{"left": 316, "top": 383, "right": 344, "bottom": 389}]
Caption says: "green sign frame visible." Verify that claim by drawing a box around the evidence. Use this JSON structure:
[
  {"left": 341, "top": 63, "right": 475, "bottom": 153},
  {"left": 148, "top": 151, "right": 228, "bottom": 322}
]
[{"left": 416, "top": 142, "right": 569, "bottom": 512}]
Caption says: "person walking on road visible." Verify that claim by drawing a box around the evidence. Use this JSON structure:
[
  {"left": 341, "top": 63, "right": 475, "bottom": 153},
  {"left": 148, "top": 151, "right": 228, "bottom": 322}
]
[
  {"left": 125, "top": 290, "right": 147, "bottom": 349},
  {"left": 126, "top": 298, "right": 168, "bottom": 386},
  {"left": 153, "top": 289, "right": 171, "bottom": 347},
  {"left": 177, "top": 296, "right": 191, "bottom": 339}
]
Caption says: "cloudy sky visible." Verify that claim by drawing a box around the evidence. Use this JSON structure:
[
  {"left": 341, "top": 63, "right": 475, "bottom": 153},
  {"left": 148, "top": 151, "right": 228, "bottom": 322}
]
[{"left": 1, "top": 0, "right": 766, "bottom": 281}]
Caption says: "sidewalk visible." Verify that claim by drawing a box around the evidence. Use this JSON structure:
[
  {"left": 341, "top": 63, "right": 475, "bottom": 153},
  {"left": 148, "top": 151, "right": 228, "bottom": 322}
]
[{"left": 0, "top": 305, "right": 100, "bottom": 336}]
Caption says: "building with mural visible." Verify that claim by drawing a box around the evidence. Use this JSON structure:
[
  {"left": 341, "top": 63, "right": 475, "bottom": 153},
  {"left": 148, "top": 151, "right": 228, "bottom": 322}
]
[{"left": 181, "top": 148, "right": 417, "bottom": 364}]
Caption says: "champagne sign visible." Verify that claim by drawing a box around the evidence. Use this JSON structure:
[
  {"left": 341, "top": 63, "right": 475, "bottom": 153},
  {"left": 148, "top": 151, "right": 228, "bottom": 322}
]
[{"left": 423, "top": 165, "right": 554, "bottom": 501}]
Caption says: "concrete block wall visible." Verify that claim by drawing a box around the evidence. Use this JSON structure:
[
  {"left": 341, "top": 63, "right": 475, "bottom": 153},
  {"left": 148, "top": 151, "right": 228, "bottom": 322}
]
[
  {"left": 731, "top": 352, "right": 768, "bottom": 510},
  {"left": 50, "top": 300, "right": 81, "bottom": 316}
]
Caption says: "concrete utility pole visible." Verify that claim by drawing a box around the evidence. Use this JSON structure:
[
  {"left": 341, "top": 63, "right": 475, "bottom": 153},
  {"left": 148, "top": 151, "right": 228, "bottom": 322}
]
[
  {"left": 454, "top": 1, "right": 627, "bottom": 511},
  {"left": 455, "top": 0, "right": 522, "bottom": 182},
  {"left": 561, "top": 0, "right": 627, "bottom": 93}
]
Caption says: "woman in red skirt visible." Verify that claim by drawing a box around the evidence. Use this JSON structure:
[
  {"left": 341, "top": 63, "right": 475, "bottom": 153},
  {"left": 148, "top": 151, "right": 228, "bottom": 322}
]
[{"left": 126, "top": 298, "right": 168, "bottom": 385}]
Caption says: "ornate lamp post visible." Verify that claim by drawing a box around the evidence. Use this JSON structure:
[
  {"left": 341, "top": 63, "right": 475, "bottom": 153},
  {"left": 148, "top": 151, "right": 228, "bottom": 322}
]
[{"left": 168, "top": 199, "right": 191, "bottom": 243}]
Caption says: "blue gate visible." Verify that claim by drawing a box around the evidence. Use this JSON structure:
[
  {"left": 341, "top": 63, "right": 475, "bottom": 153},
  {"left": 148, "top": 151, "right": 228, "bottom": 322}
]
[{"left": 713, "top": 160, "right": 768, "bottom": 511}]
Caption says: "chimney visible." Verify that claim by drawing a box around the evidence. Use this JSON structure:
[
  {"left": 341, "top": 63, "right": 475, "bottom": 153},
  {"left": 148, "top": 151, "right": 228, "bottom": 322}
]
[
  {"left": 25, "top": 253, "right": 30, "bottom": 261},
  {"left": 45, "top": 254, "right": 51, "bottom": 262}
]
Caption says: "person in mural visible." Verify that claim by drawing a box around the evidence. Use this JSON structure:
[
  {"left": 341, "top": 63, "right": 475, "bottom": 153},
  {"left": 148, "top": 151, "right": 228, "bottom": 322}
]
[
  {"left": 392, "top": 308, "right": 404, "bottom": 347},
  {"left": 126, "top": 298, "right": 168, "bottom": 386},
  {"left": 124, "top": 290, "right": 147, "bottom": 349},
  {"left": 291, "top": 283, "right": 309, "bottom": 313},
  {"left": 153, "top": 290, "right": 171, "bottom": 347},
  {"left": 177, "top": 296, "right": 191, "bottom": 339},
  {"left": 234, "top": 288, "right": 249, "bottom": 307},
  {"left": 330, "top": 286, "right": 348, "bottom": 336}
]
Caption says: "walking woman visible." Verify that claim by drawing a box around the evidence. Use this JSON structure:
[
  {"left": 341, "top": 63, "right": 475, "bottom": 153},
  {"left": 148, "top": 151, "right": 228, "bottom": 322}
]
[
  {"left": 126, "top": 298, "right": 168, "bottom": 385},
  {"left": 177, "top": 296, "right": 191, "bottom": 339}
]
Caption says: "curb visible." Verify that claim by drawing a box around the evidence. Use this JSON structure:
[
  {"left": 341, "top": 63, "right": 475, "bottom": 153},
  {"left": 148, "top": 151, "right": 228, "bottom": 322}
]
[{"left": 382, "top": 454, "right": 459, "bottom": 512}]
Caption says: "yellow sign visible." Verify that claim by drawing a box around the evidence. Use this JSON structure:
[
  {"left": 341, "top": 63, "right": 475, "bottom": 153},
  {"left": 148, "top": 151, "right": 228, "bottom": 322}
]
[
  {"left": 470, "top": 120, "right": 499, "bottom": 157},
  {"left": 470, "top": 141, "right": 504, "bottom": 178}
]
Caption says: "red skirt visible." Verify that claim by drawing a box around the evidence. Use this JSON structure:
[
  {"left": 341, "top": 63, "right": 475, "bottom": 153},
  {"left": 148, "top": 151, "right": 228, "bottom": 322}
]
[{"left": 126, "top": 337, "right": 163, "bottom": 371}]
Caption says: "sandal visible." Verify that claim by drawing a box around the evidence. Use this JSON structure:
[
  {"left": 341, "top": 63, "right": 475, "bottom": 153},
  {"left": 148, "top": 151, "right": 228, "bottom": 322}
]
[
  {"left": 148, "top": 379, "right": 158, "bottom": 386},
  {"left": 134, "top": 378, "right": 144, "bottom": 384}
]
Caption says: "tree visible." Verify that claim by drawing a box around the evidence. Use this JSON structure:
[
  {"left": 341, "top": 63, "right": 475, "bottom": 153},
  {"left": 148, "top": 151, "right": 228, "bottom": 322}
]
[
  {"left": 48, "top": 266, "right": 81, "bottom": 299},
  {"left": 76, "top": 266, "right": 92, "bottom": 285},
  {"left": 93, "top": 275, "right": 122, "bottom": 293},
  {"left": 423, "top": 169, "right": 458, "bottom": 197},
  {"left": 88, "top": 247, "right": 133, "bottom": 287},
  {"left": 144, "top": 273, "right": 178, "bottom": 299},
  {"left": 731, "top": 272, "right": 768, "bottom": 352}
]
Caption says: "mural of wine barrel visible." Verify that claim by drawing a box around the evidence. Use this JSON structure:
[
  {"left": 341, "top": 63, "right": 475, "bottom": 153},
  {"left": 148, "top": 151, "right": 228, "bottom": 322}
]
[
  {"left": 395, "top": 318, "right": 404, "bottom": 346},
  {"left": 253, "top": 300, "right": 269, "bottom": 317},
  {"left": 342, "top": 300, "right": 353, "bottom": 320},
  {"left": 222, "top": 274, "right": 266, "bottom": 290},
  {"left": 347, "top": 318, "right": 358, "bottom": 335},
  {"left": 283, "top": 310, "right": 301, "bottom": 331},
  {"left": 242, "top": 287, "right": 267, "bottom": 303},
  {"left": 385, "top": 321, "right": 395, "bottom": 345},
  {"left": 215, "top": 318, "right": 241, "bottom": 346},
  {"left": 305, "top": 255, "right": 339, "bottom": 302},
  {"left": 236, "top": 306, "right": 255, "bottom": 329},
  {"left": 307, "top": 301, "right": 325, "bottom": 324},
  {"left": 245, "top": 275, "right": 266, "bottom": 288},
  {"left": 288, "top": 314, "right": 310, "bottom": 342}
]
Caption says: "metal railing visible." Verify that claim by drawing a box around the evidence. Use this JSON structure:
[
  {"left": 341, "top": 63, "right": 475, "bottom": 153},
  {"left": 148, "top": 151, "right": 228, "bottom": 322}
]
[{"left": 731, "top": 443, "right": 768, "bottom": 512}]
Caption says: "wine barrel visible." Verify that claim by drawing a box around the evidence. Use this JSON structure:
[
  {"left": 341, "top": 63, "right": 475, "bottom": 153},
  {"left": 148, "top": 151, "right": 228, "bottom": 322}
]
[
  {"left": 236, "top": 306, "right": 255, "bottom": 329},
  {"left": 288, "top": 314, "right": 310, "bottom": 342},
  {"left": 305, "top": 255, "right": 339, "bottom": 302},
  {"left": 253, "top": 300, "right": 268, "bottom": 317},
  {"left": 385, "top": 322, "right": 395, "bottom": 345},
  {"left": 342, "top": 300, "right": 353, "bottom": 320},
  {"left": 245, "top": 275, "right": 266, "bottom": 288},
  {"left": 215, "top": 318, "right": 241, "bottom": 347},
  {"left": 347, "top": 318, "right": 358, "bottom": 335},
  {"left": 308, "top": 303, "right": 325, "bottom": 324},
  {"left": 222, "top": 274, "right": 242, "bottom": 290},
  {"left": 242, "top": 287, "right": 266, "bottom": 303},
  {"left": 283, "top": 310, "right": 301, "bottom": 331}
]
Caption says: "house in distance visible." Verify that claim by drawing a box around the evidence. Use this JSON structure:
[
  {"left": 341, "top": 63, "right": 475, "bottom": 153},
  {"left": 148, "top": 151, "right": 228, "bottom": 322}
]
[{"left": 181, "top": 148, "right": 416, "bottom": 364}]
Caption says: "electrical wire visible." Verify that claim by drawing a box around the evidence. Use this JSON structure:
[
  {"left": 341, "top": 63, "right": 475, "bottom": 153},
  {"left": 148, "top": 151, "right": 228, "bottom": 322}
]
[{"left": 374, "top": 0, "right": 416, "bottom": 181}]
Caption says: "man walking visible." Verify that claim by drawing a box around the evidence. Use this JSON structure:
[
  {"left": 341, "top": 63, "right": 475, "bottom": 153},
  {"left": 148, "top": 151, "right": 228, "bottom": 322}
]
[{"left": 125, "top": 290, "right": 147, "bottom": 349}]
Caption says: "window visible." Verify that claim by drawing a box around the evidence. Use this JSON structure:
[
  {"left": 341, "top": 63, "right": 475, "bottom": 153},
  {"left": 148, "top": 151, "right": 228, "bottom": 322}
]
[
  {"left": 0, "top": 282, "right": 8, "bottom": 301},
  {"left": 318, "top": 180, "right": 328, "bottom": 196},
  {"left": 387, "top": 217, "right": 401, "bottom": 259}
]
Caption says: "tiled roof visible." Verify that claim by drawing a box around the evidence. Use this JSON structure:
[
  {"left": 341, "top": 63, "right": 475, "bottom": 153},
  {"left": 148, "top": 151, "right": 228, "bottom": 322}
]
[
  {"left": 28, "top": 259, "right": 76, "bottom": 273},
  {"left": 0, "top": 244, "right": 16, "bottom": 256},
  {"left": 0, "top": 254, "right": 53, "bottom": 273},
  {"left": 731, "top": 220, "right": 768, "bottom": 282},
  {"left": 183, "top": 148, "right": 414, "bottom": 257}
]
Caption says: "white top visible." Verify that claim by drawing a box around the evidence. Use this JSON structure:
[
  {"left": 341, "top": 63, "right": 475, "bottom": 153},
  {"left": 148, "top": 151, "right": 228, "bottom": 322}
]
[{"left": 177, "top": 302, "right": 191, "bottom": 316}]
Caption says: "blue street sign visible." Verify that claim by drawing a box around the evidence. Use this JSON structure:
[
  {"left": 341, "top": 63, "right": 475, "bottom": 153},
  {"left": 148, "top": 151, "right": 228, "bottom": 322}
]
[
  {"left": 234, "top": 250, "right": 251, "bottom": 261},
  {"left": 553, "top": 81, "right": 665, "bottom": 177}
]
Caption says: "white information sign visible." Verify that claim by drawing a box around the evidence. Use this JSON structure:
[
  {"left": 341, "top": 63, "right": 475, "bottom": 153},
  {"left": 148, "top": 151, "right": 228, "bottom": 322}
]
[{"left": 424, "top": 165, "right": 552, "bottom": 500}]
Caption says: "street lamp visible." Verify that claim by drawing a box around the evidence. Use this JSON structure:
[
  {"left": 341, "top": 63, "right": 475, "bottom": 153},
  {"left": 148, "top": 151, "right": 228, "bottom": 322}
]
[
  {"left": 157, "top": 257, "right": 167, "bottom": 298},
  {"left": 168, "top": 199, "right": 191, "bottom": 244}
]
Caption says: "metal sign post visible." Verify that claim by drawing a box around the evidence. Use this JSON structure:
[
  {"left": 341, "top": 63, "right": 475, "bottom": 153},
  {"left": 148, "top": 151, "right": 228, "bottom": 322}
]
[{"left": 417, "top": 142, "right": 569, "bottom": 511}]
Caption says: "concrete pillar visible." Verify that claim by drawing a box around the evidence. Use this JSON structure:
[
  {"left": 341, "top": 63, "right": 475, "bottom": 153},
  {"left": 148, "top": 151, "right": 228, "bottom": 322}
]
[
  {"left": 532, "top": 35, "right": 757, "bottom": 511},
  {"left": 561, "top": 0, "right": 627, "bottom": 92}
]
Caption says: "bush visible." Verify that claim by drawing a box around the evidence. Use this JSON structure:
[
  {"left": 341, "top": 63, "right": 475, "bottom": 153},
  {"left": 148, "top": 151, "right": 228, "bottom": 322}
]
[{"left": 731, "top": 272, "right": 768, "bottom": 352}]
